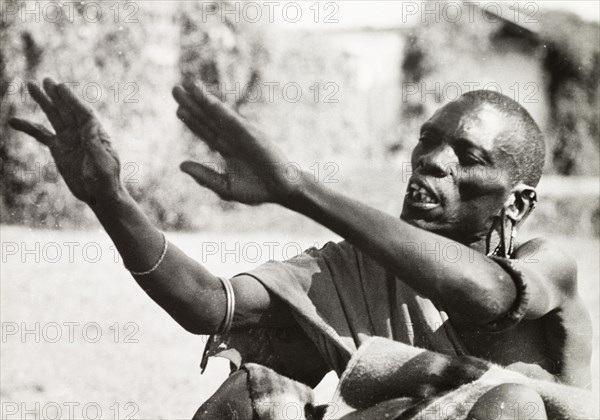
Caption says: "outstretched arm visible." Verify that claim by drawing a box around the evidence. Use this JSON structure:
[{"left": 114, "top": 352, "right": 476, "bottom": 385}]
[
  {"left": 9, "top": 78, "right": 293, "bottom": 334},
  {"left": 288, "top": 181, "right": 575, "bottom": 323},
  {"left": 174, "top": 80, "right": 574, "bottom": 325}
]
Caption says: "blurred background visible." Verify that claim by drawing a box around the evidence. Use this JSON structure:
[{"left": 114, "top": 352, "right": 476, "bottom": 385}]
[{"left": 1, "top": 1, "right": 598, "bottom": 418}]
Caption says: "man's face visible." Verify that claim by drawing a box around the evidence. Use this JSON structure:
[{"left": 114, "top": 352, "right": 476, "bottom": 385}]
[{"left": 400, "top": 101, "right": 518, "bottom": 242}]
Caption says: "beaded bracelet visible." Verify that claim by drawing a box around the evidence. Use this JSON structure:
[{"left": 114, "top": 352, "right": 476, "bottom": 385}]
[
  {"left": 127, "top": 232, "right": 169, "bottom": 276},
  {"left": 485, "top": 256, "right": 530, "bottom": 333}
]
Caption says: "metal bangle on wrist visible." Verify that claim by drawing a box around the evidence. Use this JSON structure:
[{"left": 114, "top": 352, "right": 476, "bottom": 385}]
[
  {"left": 216, "top": 276, "right": 235, "bottom": 335},
  {"left": 127, "top": 232, "right": 169, "bottom": 276}
]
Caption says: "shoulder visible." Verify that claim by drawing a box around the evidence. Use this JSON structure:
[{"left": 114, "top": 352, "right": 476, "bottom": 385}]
[
  {"left": 513, "top": 237, "right": 578, "bottom": 301},
  {"left": 301, "top": 240, "right": 360, "bottom": 266}
]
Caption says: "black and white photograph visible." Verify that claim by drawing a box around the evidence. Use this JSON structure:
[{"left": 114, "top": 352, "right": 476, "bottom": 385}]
[{"left": 1, "top": 1, "right": 599, "bottom": 419}]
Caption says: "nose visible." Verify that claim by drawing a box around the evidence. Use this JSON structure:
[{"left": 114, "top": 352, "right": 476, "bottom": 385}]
[{"left": 416, "top": 145, "right": 457, "bottom": 178}]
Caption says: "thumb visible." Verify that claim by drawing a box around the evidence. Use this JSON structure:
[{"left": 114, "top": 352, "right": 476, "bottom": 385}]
[
  {"left": 180, "top": 161, "right": 230, "bottom": 198},
  {"left": 9, "top": 118, "right": 55, "bottom": 146}
]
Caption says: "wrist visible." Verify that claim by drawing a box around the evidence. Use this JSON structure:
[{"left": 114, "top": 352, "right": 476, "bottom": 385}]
[
  {"left": 281, "top": 170, "right": 318, "bottom": 212},
  {"left": 89, "top": 185, "right": 133, "bottom": 216}
]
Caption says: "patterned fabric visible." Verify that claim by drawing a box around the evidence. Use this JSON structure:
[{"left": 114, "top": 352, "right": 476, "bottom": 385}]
[{"left": 336, "top": 337, "right": 598, "bottom": 420}]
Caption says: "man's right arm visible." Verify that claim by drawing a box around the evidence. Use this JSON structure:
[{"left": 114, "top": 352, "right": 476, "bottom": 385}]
[
  {"left": 91, "top": 190, "right": 225, "bottom": 334},
  {"left": 92, "top": 191, "right": 294, "bottom": 334},
  {"left": 9, "top": 78, "right": 291, "bottom": 335}
]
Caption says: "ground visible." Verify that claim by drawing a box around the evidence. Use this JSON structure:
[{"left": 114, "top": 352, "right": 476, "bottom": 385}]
[{"left": 1, "top": 226, "right": 598, "bottom": 419}]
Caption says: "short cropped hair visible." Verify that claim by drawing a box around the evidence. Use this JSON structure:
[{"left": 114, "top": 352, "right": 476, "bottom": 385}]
[{"left": 459, "top": 90, "right": 546, "bottom": 187}]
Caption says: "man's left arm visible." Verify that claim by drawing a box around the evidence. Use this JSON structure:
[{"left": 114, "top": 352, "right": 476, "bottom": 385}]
[
  {"left": 173, "top": 82, "right": 566, "bottom": 326},
  {"left": 287, "top": 181, "right": 576, "bottom": 323}
]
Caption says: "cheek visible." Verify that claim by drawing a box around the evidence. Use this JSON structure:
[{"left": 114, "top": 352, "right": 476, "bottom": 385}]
[
  {"left": 456, "top": 170, "right": 510, "bottom": 225},
  {"left": 457, "top": 167, "right": 508, "bottom": 201},
  {"left": 452, "top": 197, "right": 501, "bottom": 235}
]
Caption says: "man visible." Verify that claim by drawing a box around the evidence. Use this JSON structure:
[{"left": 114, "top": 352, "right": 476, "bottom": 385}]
[{"left": 9, "top": 78, "right": 592, "bottom": 419}]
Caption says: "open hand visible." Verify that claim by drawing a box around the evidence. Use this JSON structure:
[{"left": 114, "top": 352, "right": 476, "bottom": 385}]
[
  {"left": 9, "top": 78, "right": 122, "bottom": 206},
  {"left": 173, "top": 81, "right": 302, "bottom": 205}
]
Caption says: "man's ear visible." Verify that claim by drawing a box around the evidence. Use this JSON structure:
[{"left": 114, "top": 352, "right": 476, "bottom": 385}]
[{"left": 504, "top": 184, "right": 537, "bottom": 224}]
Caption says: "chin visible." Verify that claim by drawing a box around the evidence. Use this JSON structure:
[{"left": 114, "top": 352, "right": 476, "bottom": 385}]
[
  {"left": 401, "top": 212, "right": 440, "bottom": 232},
  {"left": 400, "top": 210, "right": 459, "bottom": 239}
]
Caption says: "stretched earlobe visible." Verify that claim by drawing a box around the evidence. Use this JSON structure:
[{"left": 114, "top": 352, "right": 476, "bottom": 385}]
[
  {"left": 489, "top": 186, "right": 536, "bottom": 257},
  {"left": 486, "top": 208, "right": 516, "bottom": 257},
  {"left": 504, "top": 185, "right": 537, "bottom": 224},
  {"left": 503, "top": 194, "right": 520, "bottom": 222}
]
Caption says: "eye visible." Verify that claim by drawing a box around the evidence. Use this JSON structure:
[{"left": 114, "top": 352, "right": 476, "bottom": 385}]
[
  {"left": 459, "top": 151, "right": 484, "bottom": 165},
  {"left": 418, "top": 135, "right": 433, "bottom": 146}
]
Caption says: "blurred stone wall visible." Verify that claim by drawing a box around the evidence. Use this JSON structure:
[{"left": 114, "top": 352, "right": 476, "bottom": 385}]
[
  {"left": 395, "top": 4, "right": 599, "bottom": 176},
  {"left": 1, "top": 1, "right": 597, "bottom": 235}
]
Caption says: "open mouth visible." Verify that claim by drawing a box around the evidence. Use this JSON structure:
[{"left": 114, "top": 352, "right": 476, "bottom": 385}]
[{"left": 405, "top": 180, "right": 440, "bottom": 209}]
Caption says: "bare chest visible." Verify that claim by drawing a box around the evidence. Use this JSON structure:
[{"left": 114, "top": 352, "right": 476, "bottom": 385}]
[
  {"left": 453, "top": 317, "right": 557, "bottom": 372},
  {"left": 450, "top": 301, "right": 592, "bottom": 387}
]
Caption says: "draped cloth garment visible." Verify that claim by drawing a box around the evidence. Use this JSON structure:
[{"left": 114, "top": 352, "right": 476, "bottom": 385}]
[{"left": 201, "top": 241, "right": 467, "bottom": 385}]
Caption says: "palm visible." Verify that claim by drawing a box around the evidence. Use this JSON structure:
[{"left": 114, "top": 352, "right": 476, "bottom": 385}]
[
  {"left": 9, "top": 79, "right": 121, "bottom": 206},
  {"left": 173, "top": 81, "right": 300, "bottom": 205},
  {"left": 52, "top": 120, "right": 120, "bottom": 203},
  {"left": 216, "top": 157, "right": 270, "bottom": 204}
]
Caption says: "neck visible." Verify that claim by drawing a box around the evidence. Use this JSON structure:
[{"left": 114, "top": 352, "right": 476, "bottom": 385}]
[
  {"left": 400, "top": 216, "right": 493, "bottom": 255},
  {"left": 466, "top": 235, "right": 488, "bottom": 254},
  {"left": 438, "top": 228, "right": 489, "bottom": 254}
]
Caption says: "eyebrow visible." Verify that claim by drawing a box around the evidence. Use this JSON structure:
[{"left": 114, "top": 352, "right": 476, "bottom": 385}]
[
  {"left": 454, "top": 137, "right": 494, "bottom": 164},
  {"left": 419, "top": 122, "right": 436, "bottom": 134},
  {"left": 419, "top": 124, "right": 494, "bottom": 164}
]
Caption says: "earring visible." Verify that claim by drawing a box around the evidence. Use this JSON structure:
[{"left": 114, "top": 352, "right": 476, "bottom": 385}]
[
  {"left": 508, "top": 222, "right": 517, "bottom": 257},
  {"left": 486, "top": 209, "right": 517, "bottom": 258},
  {"left": 486, "top": 215, "right": 500, "bottom": 256},
  {"left": 486, "top": 215, "right": 507, "bottom": 257}
]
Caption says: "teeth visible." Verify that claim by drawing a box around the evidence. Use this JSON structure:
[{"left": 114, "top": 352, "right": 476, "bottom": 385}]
[{"left": 407, "top": 183, "right": 438, "bottom": 204}]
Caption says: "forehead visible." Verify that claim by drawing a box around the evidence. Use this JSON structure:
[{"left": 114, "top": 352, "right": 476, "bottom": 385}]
[{"left": 421, "top": 101, "right": 510, "bottom": 151}]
